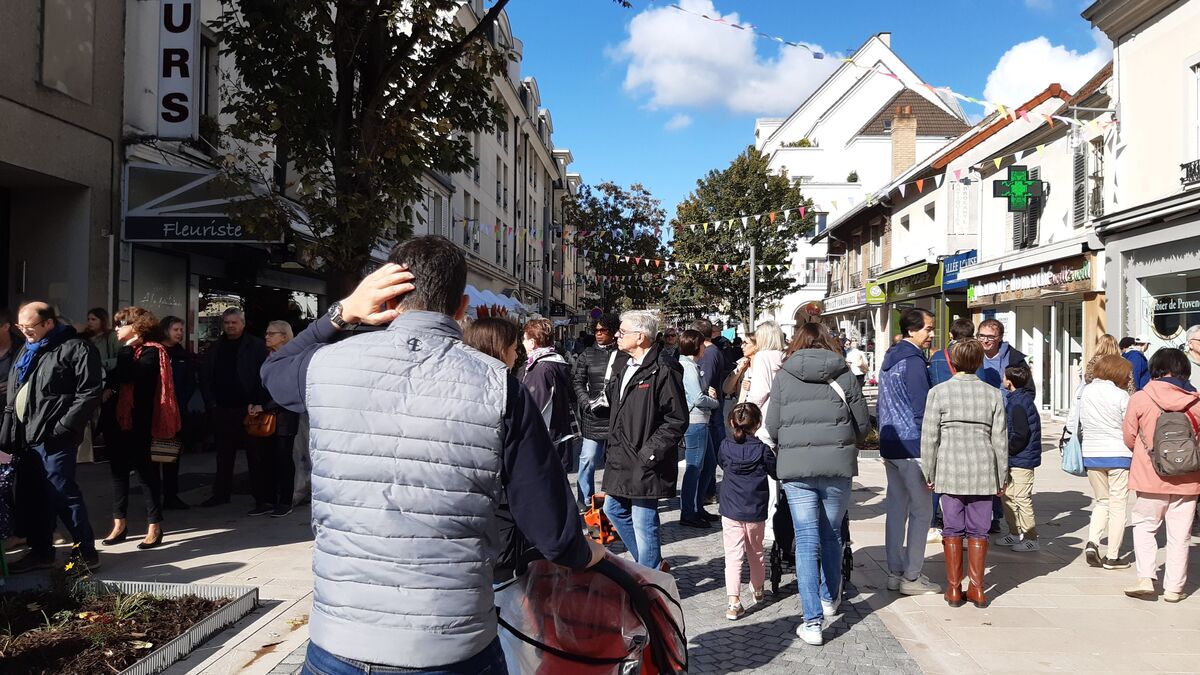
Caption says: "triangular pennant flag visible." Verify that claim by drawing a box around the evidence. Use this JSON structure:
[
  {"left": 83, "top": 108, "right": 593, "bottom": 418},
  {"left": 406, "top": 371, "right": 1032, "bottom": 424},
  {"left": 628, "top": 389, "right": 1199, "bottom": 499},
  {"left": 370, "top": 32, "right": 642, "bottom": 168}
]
[
  {"left": 634, "top": 257, "right": 641, "bottom": 265},
  {"left": 703, "top": 223, "right": 709, "bottom": 233},
  {"left": 831, "top": 200, "right": 838, "bottom": 210},
  {"left": 993, "top": 157, "right": 1003, "bottom": 171},
  {"left": 1037, "top": 144, "right": 1045, "bottom": 156},
  {"left": 935, "top": 174, "right": 944, "bottom": 188},
  {"left": 799, "top": 206, "right": 807, "bottom": 218},
  {"left": 723, "top": 264, "right": 730, "bottom": 272},
  {"left": 655, "top": 259, "right": 661, "bottom": 268},
  {"left": 784, "top": 209, "right": 792, "bottom": 221},
  {"left": 898, "top": 183, "right": 906, "bottom": 198},
  {"left": 1017, "top": 109, "right": 1030, "bottom": 122},
  {"left": 689, "top": 224, "right": 695, "bottom": 232},
  {"left": 915, "top": 179, "right": 924, "bottom": 193},
  {"left": 996, "top": 104, "right": 1007, "bottom": 119},
  {"left": 1042, "top": 113, "right": 1054, "bottom": 127},
  {"left": 953, "top": 169, "right": 962, "bottom": 182},
  {"left": 644, "top": 258, "right": 651, "bottom": 267},
  {"left": 769, "top": 211, "right": 777, "bottom": 224},
  {"left": 742, "top": 216, "right": 749, "bottom": 227}
]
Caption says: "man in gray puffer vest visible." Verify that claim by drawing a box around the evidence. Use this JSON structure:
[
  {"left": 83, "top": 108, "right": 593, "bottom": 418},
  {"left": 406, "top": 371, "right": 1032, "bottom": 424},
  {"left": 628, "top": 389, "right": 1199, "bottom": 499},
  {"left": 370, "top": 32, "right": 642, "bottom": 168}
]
[{"left": 261, "top": 236, "right": 604, "bottom": 674}]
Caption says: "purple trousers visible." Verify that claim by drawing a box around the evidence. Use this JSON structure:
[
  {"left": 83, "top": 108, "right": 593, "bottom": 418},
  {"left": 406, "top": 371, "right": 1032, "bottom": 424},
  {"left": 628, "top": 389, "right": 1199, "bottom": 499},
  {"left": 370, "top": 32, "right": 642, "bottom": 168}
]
[{"left": 940, "top": 494, "right": 992, "bottom": 540}]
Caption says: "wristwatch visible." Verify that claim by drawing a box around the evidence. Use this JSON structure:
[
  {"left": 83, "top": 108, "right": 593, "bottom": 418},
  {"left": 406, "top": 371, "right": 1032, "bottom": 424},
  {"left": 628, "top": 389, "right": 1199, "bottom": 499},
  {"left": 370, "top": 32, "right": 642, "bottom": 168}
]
[{"left": 327, "top": 301, "right": 357, "bottom": 330}]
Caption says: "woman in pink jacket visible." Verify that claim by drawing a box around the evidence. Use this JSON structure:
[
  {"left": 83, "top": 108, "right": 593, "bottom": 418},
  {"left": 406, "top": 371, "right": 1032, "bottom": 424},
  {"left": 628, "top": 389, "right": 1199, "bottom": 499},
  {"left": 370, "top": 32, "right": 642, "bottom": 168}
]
[{"left": 1122, "top": 348, "right": 1200, "bottom": 602}]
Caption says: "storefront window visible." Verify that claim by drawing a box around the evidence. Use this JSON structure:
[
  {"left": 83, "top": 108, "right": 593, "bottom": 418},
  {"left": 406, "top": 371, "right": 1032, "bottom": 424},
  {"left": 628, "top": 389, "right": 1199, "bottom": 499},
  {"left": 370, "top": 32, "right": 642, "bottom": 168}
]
[
  {"left": 198, "top": 276, "right": 320, "bottom": 348},
  {"left": 1143, "top": 272, "right": 1200, "bottom": 344}
]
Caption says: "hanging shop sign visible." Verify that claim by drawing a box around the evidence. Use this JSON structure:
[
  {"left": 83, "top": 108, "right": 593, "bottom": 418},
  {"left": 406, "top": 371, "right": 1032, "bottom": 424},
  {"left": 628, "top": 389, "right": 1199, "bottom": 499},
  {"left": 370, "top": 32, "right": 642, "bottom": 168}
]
[
  {"left": 941, "top": 250, "right": 978, "bottom": 291},
  {"left": 865, "top": 281, "right": 887, "bottom": 305},
  {"left": 967, "top": 254, "right": 1095, "bottom": 307},
  {"left": 825, "top": 289, "right": 867, "bottom": 313},
  {"left": 158, "top": 0, "right": 200, "bottom": 139},
  {"left": 889, "top": 265, "right": 943, "bottom": 302},
  {"left": 125, "top": 216, "right": 255, "bottom": 243}
]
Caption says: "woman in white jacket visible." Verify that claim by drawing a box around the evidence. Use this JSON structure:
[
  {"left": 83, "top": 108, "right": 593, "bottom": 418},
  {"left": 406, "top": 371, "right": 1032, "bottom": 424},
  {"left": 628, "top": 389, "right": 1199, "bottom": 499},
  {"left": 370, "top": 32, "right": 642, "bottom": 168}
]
[
  {"left": 1076, "top": 355, "right": 1134, "bottom": 570},
  {"left": 746, "top": 321, "right": 787, "bottom": 534}
]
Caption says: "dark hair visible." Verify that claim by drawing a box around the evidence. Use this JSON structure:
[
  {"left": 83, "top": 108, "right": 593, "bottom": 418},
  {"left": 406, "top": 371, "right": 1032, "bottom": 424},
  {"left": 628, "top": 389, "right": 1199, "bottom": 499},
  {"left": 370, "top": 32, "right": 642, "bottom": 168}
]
[
  {"left": 87, "top": 307, "right": 110, "bottom": 328},
  {"left": 523, "top": 318, "right": 554, "bottom": 348},
  {"left": 464, "top": 317, "right": 519, "bottom": 363},
  {"left": 1150, "top": 347, "right": 1191, "bottom": 380},
  {"left": 690, "top": 318, "right": 713, "bottom": 337},
  {"left": 729, "top": 402, "right": 763, "bottom": 444},
  {"left": 950, "top": 339, "right": 984, "bottom": 373},
  {"left": 1093, "top": 354, "right": 1132, "bottom": 389},
  {"left": 160, "top": 315, "right": 185, "bottom": 332},
  {"left": 978, "top": 318, "right": 1004, "bottom": 337},
  {"left": 387, "top": 235, "right": 467, "bottom": 316},
  {"left": 0, "top": 307, "right": 10, "bottom": 325},
  {"left": 114, "top": 306, "right": 162, "bottom": 341},
  {"left": 679, "top": 329, "right": 705, "bottom": 357},
  {"left": 785, "top": 322, "right": 840, "bottom": 357},
  {"left": 899, "top": 308, "right": 934, "bottom": 338},
  {"left": 1118, "top": 336, "right": 1136, "bottom": 350},
  {"left": 949, "top": 318, "right": 975, "bottom": 341},
  {"left": 597, "top": 312, "right": 620, "bottom": 335},
  {"left": 1004, "top": 363, "right": 1031, "bottom": 390}
]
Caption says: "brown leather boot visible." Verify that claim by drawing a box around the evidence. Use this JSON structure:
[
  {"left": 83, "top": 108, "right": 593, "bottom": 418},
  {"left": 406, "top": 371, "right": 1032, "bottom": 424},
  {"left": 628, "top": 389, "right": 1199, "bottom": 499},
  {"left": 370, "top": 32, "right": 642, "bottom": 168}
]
[
  {"left": 943, "top": 536, "right": 964, "bottom": 607},
  {"left": 965, "top": 538, "right": 988, "bottom": 608}
]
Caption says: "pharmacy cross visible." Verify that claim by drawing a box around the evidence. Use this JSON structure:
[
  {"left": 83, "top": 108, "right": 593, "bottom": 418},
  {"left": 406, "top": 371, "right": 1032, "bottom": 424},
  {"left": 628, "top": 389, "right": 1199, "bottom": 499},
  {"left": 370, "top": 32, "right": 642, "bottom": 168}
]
[{"left": 992, "top": 165, "right": 1044, "bottom": 212}]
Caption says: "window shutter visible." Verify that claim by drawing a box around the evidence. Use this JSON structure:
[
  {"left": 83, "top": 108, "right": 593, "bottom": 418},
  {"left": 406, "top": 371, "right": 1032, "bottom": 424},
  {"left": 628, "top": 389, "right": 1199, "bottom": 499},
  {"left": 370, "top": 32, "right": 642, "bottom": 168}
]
[
  {"left": 1026, "top": 167, "right": 1042, "bottom": 247},
  {"left": 1011, "top": 209, "right": 1025, "bottom": 251},
  {"left": 1072, "top": 148, "right": 1087, "bottom": 227}
]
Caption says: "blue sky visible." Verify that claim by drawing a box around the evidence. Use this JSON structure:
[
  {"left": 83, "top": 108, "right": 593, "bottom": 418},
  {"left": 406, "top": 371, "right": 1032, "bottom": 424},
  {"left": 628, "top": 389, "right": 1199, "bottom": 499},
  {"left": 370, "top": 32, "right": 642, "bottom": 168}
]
[{"left": 503, "top": 0, "right": 1110, "bottom": 221}]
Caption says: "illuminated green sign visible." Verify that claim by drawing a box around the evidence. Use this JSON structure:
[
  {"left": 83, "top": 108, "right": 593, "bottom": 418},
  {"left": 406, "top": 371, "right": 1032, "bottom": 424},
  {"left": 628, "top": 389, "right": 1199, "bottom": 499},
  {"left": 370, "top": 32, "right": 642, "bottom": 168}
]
[{"left": 992, "top": 165, "right": 1044, "bottom": 212}]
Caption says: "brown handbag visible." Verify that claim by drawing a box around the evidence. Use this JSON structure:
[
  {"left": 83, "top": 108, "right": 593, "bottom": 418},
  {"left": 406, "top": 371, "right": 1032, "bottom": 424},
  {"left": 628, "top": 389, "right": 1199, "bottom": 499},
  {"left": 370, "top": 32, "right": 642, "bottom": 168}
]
[{"left": 243, "top": 411, "right": 277, "bottom": 437}]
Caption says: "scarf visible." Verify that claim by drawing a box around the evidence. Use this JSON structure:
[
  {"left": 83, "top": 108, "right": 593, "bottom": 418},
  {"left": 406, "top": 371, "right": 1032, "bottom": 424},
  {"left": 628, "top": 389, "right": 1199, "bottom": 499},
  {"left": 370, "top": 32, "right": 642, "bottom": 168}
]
[
  {"left": 525, "top": 346, "right": 558, "bottom": 370},
  {"left": 14, "top": 324, "right": 68, "bottom": 385},
  {"left": 117, "top": 342, "right": 182, "bottom": 440}
]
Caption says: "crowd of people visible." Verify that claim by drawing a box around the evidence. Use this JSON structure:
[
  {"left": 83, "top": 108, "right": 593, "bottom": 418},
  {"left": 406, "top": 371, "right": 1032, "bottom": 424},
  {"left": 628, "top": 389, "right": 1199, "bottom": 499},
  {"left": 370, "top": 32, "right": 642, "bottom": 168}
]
[
  {"left": 0, "top": 302, "right": 312, "bottom": 574},
  {"left": 7, "top": 234, "right": 1200, "bottom": 674}
]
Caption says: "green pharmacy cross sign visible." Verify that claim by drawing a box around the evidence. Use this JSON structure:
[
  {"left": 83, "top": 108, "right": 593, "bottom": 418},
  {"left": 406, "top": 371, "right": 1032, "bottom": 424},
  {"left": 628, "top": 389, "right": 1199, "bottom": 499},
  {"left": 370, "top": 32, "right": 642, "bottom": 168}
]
[{"left": 993, "top": 165, "right": 1044, "bottom": 212}]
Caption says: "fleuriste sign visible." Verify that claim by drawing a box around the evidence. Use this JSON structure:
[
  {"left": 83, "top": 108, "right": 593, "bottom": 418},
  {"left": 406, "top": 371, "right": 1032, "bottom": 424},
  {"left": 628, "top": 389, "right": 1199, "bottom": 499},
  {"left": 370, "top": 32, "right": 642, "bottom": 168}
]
[
  {"left": 967, "top": 255, "right": 1095, "bottom": 307},
  {"left": 125, "top": 216, "right": 259, "bottom": 243}
]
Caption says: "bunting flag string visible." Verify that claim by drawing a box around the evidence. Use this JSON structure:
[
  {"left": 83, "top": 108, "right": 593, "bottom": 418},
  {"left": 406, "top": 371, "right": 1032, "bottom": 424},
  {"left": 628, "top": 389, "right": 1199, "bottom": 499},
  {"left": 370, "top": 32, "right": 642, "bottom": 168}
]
[{"left": 575, "top": 247, "right": 792, "bottom": 276}]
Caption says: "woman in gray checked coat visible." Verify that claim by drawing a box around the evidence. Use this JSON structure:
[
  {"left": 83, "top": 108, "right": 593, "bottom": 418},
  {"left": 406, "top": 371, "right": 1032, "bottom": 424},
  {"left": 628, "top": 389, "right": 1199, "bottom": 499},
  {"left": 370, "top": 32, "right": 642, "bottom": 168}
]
[{"left": 921, "top": 339, "right": 1009, "bottom": 609}]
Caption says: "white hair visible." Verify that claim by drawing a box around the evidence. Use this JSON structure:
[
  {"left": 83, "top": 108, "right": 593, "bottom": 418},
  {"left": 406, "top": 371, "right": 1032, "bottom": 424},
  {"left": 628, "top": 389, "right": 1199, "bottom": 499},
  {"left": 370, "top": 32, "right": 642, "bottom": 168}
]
[
  {"left": 1187, "top": 325, "right": 1200, "bottom": 341},
  {"left": 267, "top": 320, "right": 294, "bottom": 342},
  {"left": 620, "top": 310, "right": 658, "bottom": 341},
  {"left": 754, "top": 320, "right": 786, "bottom": 352}
]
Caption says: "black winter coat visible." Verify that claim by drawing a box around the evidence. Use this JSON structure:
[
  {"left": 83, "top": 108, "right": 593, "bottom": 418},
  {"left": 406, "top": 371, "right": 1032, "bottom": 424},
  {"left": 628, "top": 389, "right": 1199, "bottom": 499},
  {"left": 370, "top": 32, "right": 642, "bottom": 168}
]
[
  {"left": 572, "top": 342, "right": 618, "bottom": 440},
  {"left": 601, "top": 345, "right": 688, "bottom": 499},
  {"left": 3, "top": 326, "right": 103, "bottom": 449},
  {"left": 200, "top": 334, "right": 269, "bottom": 408},
  {"left": 522, "top": 352, "right": 576, "bottom": 446}
]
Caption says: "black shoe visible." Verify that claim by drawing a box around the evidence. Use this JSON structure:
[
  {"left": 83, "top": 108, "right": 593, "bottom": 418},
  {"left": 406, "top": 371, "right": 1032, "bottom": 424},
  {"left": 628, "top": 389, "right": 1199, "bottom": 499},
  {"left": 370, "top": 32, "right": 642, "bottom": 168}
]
[
  {"left": 137, "top": 532, "right": 164, "bottom": 550},
  {"left": 8, "top": 552, "right": 55, "bottom": 574},
  {"left": 988, "top": 520, "right": 1001, "bottom": 534},
  {"left": 699, "top": 510, "right": 720, "bottom": 522},
  {"left": 101, "top": 528, "right": 127, "bottom": 546},
  {"left": 200, "top": 495, "right": 231, "bottom": 507},
  {"left": 704, "top": 495, "right": 718, "bottom": 506},
  {"left": 247, "top": 503, "right": 274, "bottom": 517},
  {"left": 1085, "top": 542, "right": 1101, "bottom": 568},
  {"left": 1102, "top": 556, "right": 1131, "bottom": 570},
  {"left": 679, "top": 517, "right": 711, "bottom": 529},
  {"left": 270, "top": 505, "right": 293, "bottom": 518},
  {"left": 163, "top": 497, "right": 191, "bottom": 510},
  {"left": 70, "top": 549, "right": 101, "bottom": 571}
]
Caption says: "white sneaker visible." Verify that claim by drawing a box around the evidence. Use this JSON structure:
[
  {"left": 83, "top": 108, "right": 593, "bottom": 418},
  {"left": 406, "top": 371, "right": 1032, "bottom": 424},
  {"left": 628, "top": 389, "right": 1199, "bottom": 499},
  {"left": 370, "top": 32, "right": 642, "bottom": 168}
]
[
  {"left": 996, "top": 533, "right": 1021, "bottom": 546},
  {"left": 927, "top": 528, "right": 943, "bottom": 544},
  {"left": 821, "top": 597, "right": 841, "bottom": 618},
  {"left": 899, "top": 574, "right": 942, "bottom": 595},
  {"left": 797, "top": 620, "right": 824, "bottom": 646},
  {"left": 1010, "top": 539, "right": 1040, "bottom": 552},
  {"left": 887, "top": 574, "right": 902, "bottom": 591}
]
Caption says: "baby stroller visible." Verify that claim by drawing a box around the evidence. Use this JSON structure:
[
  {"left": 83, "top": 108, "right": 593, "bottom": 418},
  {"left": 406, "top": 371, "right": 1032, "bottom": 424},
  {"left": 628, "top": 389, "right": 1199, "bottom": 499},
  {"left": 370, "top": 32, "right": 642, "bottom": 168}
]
[{"left": 768, "top": 485, "right": 854, "bottom": 595}]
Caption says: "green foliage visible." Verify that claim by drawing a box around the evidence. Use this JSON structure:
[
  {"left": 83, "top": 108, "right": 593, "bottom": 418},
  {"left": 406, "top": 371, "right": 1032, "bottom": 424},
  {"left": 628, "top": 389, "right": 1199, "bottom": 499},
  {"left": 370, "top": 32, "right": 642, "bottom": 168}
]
[
  {"left": 561, "top": 182, "right": 668, "bottom": 312},
  {"left": 668, "top": 146, "right": 813, "bottom": 323},
  {"left": 781, "top": 138, "right": 814, "bottom": 148},
  {"left": 847, "top": 170, "right": 859, "bottom": 183}
]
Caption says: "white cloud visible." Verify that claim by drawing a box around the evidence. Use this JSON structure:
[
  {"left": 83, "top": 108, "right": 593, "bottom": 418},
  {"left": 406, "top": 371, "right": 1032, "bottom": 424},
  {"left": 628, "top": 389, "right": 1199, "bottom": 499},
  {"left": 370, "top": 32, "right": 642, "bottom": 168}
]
[
  {"left": 983, "top": 30, "right": 1112, "bottom": 106},
  {"left": 611, "top": 0, "right": 840, "bottom": 116},
  {"left": 664, "top": 113, "right": 692, "bottom": 131},
  {"left": 1024, "top": 0, "right": 1053, "bottom": 11}
]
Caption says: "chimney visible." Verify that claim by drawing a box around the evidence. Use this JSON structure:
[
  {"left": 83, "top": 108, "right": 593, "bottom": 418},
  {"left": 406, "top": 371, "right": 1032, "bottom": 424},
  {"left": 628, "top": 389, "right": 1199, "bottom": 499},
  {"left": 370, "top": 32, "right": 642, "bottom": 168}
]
[
  {"left": 891, "top": 105, "right": 917, "bottom": 179},
  {"left": 878, "top": 32, "right": 891, "bottom": 47}
]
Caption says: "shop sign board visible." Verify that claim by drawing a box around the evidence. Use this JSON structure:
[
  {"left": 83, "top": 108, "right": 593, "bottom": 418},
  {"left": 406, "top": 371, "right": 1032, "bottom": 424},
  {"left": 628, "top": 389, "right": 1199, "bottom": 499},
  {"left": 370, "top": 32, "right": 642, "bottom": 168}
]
[
  {"left": 967, "top": 255, "right": 1094, "bottom": 307},
  {"left": 1148, "top": 290, "right": 1200, "bottom": 341},
  {"left": 158, "top": 0, "right": 200, "bottom": 139},
  {"left": 124, "top": 215, "right": 271, "bottom": 243},
  {"left": 825, "top": 289, "right": 867, "bottom": 313},
  {"left": 942, "top": 250, "right": 978, "bottom": 291},
  {"left": 865, "top": 281, "right": 887, "bottom": 305},
  {"left": 889, "top": 265, "right": 942, "bottom": 302}
]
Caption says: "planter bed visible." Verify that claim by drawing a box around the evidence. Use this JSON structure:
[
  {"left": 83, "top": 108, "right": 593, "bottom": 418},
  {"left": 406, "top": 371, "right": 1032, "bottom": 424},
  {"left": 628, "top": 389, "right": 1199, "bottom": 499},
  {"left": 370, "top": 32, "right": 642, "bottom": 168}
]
[{"left": 0, "top": 578, "right": 257, "bottom": 675}]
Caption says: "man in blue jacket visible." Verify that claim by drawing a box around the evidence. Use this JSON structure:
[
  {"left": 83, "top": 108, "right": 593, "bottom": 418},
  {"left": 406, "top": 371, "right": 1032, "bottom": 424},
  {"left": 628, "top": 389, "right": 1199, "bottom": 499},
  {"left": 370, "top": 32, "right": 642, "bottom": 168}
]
[
  {"left": 1121, "top": 336, "right": 1150, "bottom": 391},
  {"left": 877, "top": 308, "right": 941, "bottom": 595}
]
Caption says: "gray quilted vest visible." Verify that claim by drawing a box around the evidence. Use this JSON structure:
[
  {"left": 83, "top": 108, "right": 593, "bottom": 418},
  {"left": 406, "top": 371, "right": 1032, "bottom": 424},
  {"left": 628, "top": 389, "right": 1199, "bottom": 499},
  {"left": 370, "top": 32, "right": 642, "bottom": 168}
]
[{"left": 304, "top": 311, "right": 508, "bottom": 667}]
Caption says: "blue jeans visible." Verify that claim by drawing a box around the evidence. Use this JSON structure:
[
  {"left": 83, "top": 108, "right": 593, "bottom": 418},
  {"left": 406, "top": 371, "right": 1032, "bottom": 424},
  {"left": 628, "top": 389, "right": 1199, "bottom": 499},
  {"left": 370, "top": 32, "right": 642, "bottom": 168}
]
[
  {"left": 680, "top": 423, "right": 709, "bottom": 520},
  {"left": 783, "top": 477, "right": 851, "bottom": 623},
  {"left": 19, "top": 442, "right": 97, "bottom": 557},
  {"left": 576, "top": 438, "right": 605, "bottom": 508},
  {"left": 701, "top": 410, "right": 726, "bottom": 500},
  {"left": 303, "top": 638, "right": 507, "bottom": 675},
  {"left": 604, "top": 495, "right": 662, "bottom": 569}
]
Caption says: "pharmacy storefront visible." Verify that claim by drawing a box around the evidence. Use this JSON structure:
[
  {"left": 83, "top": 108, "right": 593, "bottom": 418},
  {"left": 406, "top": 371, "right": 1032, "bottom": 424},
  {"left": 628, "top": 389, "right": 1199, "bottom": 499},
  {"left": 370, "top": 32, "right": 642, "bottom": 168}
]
[{"left": 964, "top": 252, "right": 1104, "bottom": 416}]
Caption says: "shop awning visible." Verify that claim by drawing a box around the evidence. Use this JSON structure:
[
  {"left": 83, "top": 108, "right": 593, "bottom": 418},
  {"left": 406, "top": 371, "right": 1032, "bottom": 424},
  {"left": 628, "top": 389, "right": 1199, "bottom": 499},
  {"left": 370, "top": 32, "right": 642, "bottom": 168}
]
[{"left": 875, "top": 260, "right": 936, "bottom": 286}]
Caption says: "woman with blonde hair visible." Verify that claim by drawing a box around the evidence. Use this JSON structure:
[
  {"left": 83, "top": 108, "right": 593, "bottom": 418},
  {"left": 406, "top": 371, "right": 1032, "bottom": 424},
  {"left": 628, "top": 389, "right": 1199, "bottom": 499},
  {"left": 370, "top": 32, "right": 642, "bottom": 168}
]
[
  {"left": 1078, "top": 354, "right": 1133, "bottom": 569},
  {"left": 1085, "top": 334, "right": 1132, "bottom": 393},
  {"left": 254, "top": 320, "right": 301, "bottom": 517}
]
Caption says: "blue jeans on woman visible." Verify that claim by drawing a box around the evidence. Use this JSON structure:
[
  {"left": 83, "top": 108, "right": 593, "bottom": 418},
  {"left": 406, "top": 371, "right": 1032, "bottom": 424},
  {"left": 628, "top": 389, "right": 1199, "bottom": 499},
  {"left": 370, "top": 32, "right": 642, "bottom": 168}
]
[
  {"left": 782, "top": 477, "right": 852, "bottom": 623},
  {"left": 701, "top": 411, "right": 726, "bottom": 500},
  {"left": 604, "top": 495, "right": 662, "bottom": 569},
  {"left": 576, "top": 437, "right": 605, "bottom": 508},
  {"left": 303, "top": 637, "right": 507, "bottom": 674},
  {"left": 680, "top": 423, "right": 709, "bottom": 520}
]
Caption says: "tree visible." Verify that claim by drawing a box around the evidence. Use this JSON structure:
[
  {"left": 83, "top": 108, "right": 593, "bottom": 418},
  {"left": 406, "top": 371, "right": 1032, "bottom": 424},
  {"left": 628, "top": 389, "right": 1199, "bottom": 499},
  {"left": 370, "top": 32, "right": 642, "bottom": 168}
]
[
  {"left": 214, "top": 0, "right": 629, "bottom": 298},
  {"left": 561, "top": 182, "right": 669, "bottom": 313},
  {"left": 668, "top": 146, "right": 813, "bottom": 324}
]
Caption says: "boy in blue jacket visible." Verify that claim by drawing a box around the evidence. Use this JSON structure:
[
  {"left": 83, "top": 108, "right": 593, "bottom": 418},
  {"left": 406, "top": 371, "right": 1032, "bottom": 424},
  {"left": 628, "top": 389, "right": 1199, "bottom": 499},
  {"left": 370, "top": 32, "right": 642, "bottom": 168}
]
[{"left": 999, "top": 364, "right": 1041, "bottom": 552}]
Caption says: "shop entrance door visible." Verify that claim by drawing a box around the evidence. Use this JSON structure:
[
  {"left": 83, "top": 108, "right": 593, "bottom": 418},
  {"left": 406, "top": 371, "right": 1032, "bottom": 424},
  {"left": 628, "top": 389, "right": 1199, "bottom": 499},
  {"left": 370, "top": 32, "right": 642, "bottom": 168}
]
[{"left": 1053, "top": 301, "right": 1084, "bottom": 416}]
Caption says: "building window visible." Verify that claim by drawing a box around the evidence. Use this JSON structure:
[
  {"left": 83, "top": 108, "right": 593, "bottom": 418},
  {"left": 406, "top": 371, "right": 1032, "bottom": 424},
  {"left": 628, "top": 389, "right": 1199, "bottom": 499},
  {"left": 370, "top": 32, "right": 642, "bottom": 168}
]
[
  {"left": 472, "top": 199, "right": 481, "bottom": 253},
  {"left": 461, "top": 192, "right": 471, "bottom": 247},
  {"left": 39, "top": 0, "right": 96, "bottom": 103},
  {"left": 869, "top": 226, "right": 882, "bottom": 267}
]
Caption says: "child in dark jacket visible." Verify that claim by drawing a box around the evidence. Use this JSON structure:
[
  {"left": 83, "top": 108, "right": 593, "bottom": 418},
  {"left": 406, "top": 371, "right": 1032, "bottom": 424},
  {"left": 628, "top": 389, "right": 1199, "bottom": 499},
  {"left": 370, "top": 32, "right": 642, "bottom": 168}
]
[
  {"left": 718, "top": 402, "right": 777, "bottom": 620},
  {"left": 1000, "top": 365, "right": 1041, "bottom": 552}
]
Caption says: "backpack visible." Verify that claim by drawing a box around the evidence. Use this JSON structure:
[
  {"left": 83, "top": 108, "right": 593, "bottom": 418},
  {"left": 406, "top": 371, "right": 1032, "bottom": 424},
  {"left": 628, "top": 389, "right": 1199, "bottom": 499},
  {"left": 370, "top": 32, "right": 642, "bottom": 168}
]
[{"left": 1143, "top": 400, "right": 1200, "bottom": 478}]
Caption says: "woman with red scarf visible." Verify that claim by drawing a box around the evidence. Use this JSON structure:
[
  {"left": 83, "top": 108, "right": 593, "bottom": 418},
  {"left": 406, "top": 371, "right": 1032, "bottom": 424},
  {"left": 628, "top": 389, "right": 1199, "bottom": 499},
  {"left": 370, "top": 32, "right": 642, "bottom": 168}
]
[{"left": 101, "top": 306, "right": 180, "bottom": 550}]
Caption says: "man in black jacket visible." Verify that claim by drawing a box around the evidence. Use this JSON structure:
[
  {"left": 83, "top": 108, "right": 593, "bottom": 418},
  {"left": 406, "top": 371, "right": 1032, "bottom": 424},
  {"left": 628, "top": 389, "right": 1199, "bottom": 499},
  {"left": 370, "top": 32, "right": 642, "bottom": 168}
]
[
  {"left": 199, "top": 308, "right": 269, "bottom": 507},
  {"left": 3, "top": 302, "right": 102, "bottom": 572},
  {"left": 603, "top": 310, "right": 688, "bottom": 570},
  {"left": 572, "top": 313, "right": 619, "bottom": 509}
]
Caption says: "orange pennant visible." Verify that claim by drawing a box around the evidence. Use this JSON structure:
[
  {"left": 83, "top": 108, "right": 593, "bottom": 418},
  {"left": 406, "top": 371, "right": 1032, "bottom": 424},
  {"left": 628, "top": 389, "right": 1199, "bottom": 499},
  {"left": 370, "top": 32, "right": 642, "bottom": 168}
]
[
  {"left": 915, "top": 179, "right": 924, "bottom": 193},
  {"left": 769, "top": 211, "right": 777, "bottom": 224}
]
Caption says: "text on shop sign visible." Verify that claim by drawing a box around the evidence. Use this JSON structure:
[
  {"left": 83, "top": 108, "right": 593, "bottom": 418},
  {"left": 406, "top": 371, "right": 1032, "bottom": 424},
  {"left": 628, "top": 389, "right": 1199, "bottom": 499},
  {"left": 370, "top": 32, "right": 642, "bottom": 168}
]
[{"left": 158, "top": 0, "right": 199, "bottom": 139}]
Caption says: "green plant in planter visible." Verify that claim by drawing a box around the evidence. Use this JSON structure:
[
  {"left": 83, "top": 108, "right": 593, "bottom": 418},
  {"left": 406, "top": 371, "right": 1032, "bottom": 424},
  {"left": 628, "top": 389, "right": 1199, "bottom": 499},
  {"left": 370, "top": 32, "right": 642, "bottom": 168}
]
[{"left": 847, "top": 170, "right": 859, "bottom": 183}]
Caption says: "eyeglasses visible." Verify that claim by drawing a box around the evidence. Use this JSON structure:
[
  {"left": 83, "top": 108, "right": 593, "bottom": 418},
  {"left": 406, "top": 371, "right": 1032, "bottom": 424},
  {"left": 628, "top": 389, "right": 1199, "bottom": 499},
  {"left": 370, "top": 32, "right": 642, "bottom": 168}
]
[
  {"left": 594, "top": 327, "right": 611, "bottom": 334},
  {"left": 978, "top": 334, "right": 1000, "bottom": 341},
  {"left": 615, "top": 328, "right": 642, "bottom": 338},
  {"left": 265, "top": 331, "right": 287, "bottom": 337},
  {"left": 16, "top": 320, "right": 49, "bottom": 331},
  {"left": 114, "top": 320, "right": 131, "bottom": 328}
]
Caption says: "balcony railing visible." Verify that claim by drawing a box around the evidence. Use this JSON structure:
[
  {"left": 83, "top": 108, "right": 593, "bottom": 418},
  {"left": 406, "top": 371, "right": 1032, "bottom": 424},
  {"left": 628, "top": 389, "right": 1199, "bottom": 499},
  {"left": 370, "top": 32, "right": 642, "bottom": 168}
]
[
  {"left": 829, "top": 278, "right": 844, "bottom": 295},
  {"left": 850, "top": 272, "right": 863, "bottom": 289},
  {"left": 1182, "top": 159, "right": 1200, "bottom": 188},
  {"left": 868, "top": 264, "right": 882, "bottom": 279}
]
